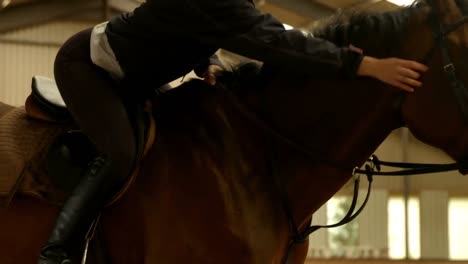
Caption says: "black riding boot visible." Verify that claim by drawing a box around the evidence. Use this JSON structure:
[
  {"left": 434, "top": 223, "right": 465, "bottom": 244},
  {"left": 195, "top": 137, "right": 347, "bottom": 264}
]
[{"left": 39, "top": 156, "right": 112, "bottom": 264}]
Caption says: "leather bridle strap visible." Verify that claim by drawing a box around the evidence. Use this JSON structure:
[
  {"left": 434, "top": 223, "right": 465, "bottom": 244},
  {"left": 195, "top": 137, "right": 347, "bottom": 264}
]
[
  {"left": 355, "top": 155, "right": 464, "bottom": 175},
  {"left": 430, "top": 14, "right": 468, "bottom": 123}
]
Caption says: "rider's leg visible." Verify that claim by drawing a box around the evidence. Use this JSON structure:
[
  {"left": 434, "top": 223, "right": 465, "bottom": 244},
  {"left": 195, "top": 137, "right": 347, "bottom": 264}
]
[{"left": 39, "top": 29, "right": 136, "bottom": 263}]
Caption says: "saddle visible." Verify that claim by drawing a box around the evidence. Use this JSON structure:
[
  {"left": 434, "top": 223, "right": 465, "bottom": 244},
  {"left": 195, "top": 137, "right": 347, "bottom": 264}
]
[{"left": 0, "top": 76, "right": 156, "bottom": 207}]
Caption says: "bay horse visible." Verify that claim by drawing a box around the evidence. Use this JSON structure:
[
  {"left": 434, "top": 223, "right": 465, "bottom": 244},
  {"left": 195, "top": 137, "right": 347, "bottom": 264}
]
[{"left": 1, "top": 0, "right": 468, "bottom": 263}]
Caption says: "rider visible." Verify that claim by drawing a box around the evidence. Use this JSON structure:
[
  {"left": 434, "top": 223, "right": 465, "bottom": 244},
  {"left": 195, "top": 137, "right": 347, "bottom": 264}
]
[{"left": 39, "top": 0, "right": 428, "bottom": 263}]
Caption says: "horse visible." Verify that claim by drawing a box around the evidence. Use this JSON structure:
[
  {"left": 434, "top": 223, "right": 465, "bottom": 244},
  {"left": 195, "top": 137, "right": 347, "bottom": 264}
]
[{"left": 1, "top": 0, "right": 468, "bottom": 263}]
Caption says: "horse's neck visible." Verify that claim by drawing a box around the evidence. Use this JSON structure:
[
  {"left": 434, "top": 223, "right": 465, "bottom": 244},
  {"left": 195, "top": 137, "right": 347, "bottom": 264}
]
[
  {"left": 252, "top": 73, "right": 404, "bottom": 227},
  {"left": 262, "top": 8, "right": 433, "bottom": 227}
]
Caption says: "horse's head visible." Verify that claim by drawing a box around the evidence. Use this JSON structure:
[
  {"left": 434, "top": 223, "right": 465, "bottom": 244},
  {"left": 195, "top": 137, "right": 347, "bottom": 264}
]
[{"left": 402, "top": 0, "right": 468, "bottom": 163}]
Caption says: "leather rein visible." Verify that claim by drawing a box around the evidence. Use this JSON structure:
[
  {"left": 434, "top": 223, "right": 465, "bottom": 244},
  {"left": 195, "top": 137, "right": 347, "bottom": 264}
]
[{"left": 221, "top": 7, "right": 468, "bottom": 264}]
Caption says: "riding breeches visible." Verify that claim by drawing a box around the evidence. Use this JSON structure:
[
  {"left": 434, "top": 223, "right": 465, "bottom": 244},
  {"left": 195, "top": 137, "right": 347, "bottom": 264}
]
[{"left": 54, "top": 28, "right": 136, "bottom": 188}]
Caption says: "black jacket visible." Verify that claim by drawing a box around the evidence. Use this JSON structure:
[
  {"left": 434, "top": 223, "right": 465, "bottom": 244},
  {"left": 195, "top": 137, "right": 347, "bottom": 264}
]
[{"left": 106, "top": 0, "right": 363, "bottom": 87}]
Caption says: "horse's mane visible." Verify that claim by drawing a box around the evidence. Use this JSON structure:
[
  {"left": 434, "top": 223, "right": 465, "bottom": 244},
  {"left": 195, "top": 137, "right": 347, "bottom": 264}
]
[
  {"left": 310, "top": 1, "right": 427, "bottom": 57},
  {"left": 213, "top": 1, "right": 434, "bottom": 94}
]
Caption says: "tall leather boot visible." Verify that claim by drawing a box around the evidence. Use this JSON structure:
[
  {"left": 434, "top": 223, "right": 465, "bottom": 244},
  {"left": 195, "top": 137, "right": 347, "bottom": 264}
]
[{"left": 38, "top": 156, "right": 112, "bottom": 264}]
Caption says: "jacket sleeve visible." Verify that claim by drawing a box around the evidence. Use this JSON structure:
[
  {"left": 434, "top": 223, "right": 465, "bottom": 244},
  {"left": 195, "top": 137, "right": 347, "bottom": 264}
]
[
  {"left": 193, "top": 52, "right": 225, "bottom": 78},
  {"left": 185, "top": 0, "right": 363, "bottom": 79}
]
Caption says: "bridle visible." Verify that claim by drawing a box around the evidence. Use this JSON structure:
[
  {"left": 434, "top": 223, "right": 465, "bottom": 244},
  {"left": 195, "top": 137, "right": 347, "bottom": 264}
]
[
  {"left": 217, "top": 2, "right": 468, "bottom": 264},
  {"left": 425, "top": 7, "right": 468, "bottom": 123}
]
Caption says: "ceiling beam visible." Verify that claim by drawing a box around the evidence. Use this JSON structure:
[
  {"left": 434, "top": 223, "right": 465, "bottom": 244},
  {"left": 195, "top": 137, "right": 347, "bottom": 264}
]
[
  {"left": 1, "top": 0, "right": 32, "bottom": 9},
  {"left": 102, "top": 0, "right": 110, "bottom": 21},
  {"left": 260, "top": 3, "right": 311, "bottom": 27},
  {"left": 268, "top": 0, "right": 334, "bottom": 20},
  {"left": 109, "top": 0, "right": 140, "bottom": 13},
  {"left": 0, "top": 0, "right": 99, "bottom": 34}
]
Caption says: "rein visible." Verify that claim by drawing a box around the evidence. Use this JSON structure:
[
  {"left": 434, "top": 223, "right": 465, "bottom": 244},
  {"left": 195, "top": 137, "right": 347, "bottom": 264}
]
[{"left": 217, "top": 5, "right": 468, "bottom": 264}]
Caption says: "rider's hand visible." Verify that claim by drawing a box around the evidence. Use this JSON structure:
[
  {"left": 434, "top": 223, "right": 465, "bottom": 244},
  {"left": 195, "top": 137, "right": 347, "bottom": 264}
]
[
  {"left": 357, "top": 56, "right": 429, "bottom": 92},
  {"left": 203, "top": 65, "right": 224, "bottom": 86}
]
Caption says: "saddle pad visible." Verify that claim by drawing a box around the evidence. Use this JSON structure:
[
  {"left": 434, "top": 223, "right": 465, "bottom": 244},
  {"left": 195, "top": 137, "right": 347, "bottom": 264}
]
[
  {"left": 0, "top": 103, "right": 157, "bottom": 207},
  {"left": 0, "top": 107, "right": 67, "bottom": 206}
]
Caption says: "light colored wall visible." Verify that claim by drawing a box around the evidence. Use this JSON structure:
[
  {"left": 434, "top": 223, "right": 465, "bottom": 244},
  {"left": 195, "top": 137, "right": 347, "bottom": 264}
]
[
  {"left": 0, "top": 19, "right": 201, "bottom": 106},
  {"left": 358, "top": 190, "right": 389, "bottom": 257},
  {"left": 0, "top": 21, "right": 94, "bottom": 106},
  {"left": 420, "top": 191, "right": 449, "bottom": 259},
  {"left": 0, "top": 43, "right": 57, "bottom": 105}
]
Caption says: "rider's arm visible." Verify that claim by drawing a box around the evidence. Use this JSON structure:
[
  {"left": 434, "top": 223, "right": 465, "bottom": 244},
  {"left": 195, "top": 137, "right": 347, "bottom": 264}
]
[
  {"left": 184, "top": 0, "right": 363, "bottom": 79},
  {"left": 194, "top": 52, "right": 224, "bottom": 78}
]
